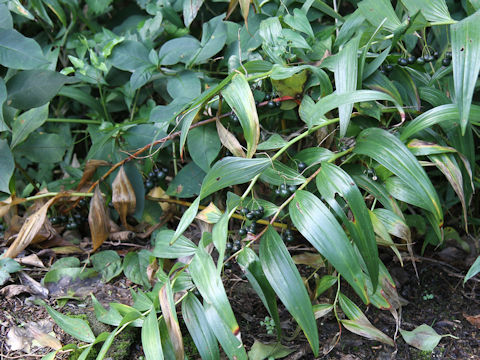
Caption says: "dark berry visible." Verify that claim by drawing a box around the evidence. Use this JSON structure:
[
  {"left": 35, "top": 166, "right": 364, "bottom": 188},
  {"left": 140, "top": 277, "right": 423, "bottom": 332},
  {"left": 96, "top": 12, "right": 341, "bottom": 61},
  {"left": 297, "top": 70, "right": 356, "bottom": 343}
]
[
  {"left": 264, "top": 93, "right": 271, "bottom": 101},
  {"left": 416, "top": 57, "right": 425, "bottom": 65},
  {"left": 285, "top": 235, "right": 294, "bottom": 242},
  {"left": 385, "top": 64, "right": 393, "bottom": 72},
  {"left": 230, "top": 114, "right": 238, "bottom": 122},
  {"left": 66, "top": 222, "right": 78, "bottom": 230},
  {"left": 276, "top": 100, "right": 281, "bottom": 107},
  {"left": 285, "top": 229, "right": 292, "bottom": 236},
  {"left": 407, "top": 55, "right": 416, "bottom": 64},
  {"left": 252, "top": 209, "right": 262, "bottom": 218},
  {"left": 445, "top": 51, "right": 452, "bottom": 59},
  {"left": 280, "top": 184, "right": 287, "bottom": 190},
  {"left": 233, "top": 239, "right": 241, "bottom": 247},
  {"left": 78, "top": 199, "right": 87, "bottom": 207},
  {"left": 156, "top": 171, "right": 166, "bottom": 180},
  {"left": 275, "top": 189, "right": 281, "bottom": 195},
  {"left": 433, "top": 51, "right": 439, "bottom": 59},
  {"left": 50, "top": 217, "right": 58, "bottom": 225},
  {"left": 145, "top": 180, "right": 154, "bottom": 190},
  {"left": 298, "top": 162, "right": 307, "bottom": 171},
  {"left": 248, "top": 222, "right": 257, "bottom": 233},
  {"left": 424, "top": 54, "right": 434, "bottom": 63},
  {"left": 232, "top": 245, "right": 240, "bottom": 252},
  {"left": 288, "top": 185, "right": 297, "bottom": 193},
  {"left": 442, "top": 58, "right": 451, "bottom": 66},
  {"left": 280, "top": 188, "right": 289, "bottom": 197},
  {"left": 246, "top": 212, "right": 255, "bottom": 220},
  {"left": 238, "top": 228, "right": 247, "bottom": 236},
  {"left": 267, "top": 101, "right": 275, "bottom": 108},
  {"left": 224, "top": 260, "right": 232, "bottom": 269},
  {"left": 397, "top": 58, "right": 408, "bottom": 66},
  {"left": 148, "top": 171, "right": 155, "bottom": 179},
  {"left": 226, "top": 242, "right": 233, "bottom": 250},
  {"left": 59, "top": 215, "right": 68, "bottom": 224},
  {"left": 241, "top": 207, "right": 250, "bottom": 215},
  {"left": 257, "top": 205, "right": 264, "bottom": 213}
]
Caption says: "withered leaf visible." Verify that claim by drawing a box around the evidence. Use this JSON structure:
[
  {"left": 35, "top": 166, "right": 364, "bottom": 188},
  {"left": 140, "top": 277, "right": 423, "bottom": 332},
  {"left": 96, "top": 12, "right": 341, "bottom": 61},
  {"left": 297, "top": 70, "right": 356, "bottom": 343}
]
[
  {"left": 112, "top": 166, "right": 136, "bottom": 227},
  {"left": 4, "top": 196, "right": 59, "bottom": 258},
  {"left": 159, "top": 281, "right": 184, "bottom": 360},
  {"left": 76, "top": 160, "right": 109, "bottom": 190},
  {"left": 216, "top": 119, "right": 246, "bottom": 158},
  {"left": 88, "top": 186, "right": 110, "bottom": 251}
]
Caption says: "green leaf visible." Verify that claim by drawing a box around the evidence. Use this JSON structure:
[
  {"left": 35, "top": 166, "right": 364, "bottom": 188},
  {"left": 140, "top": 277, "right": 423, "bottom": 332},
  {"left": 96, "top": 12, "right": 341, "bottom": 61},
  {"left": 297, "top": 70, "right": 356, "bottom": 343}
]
[
  {"left": 123, "top": 250, "right": 151, "bottom": 288},
  {"left": 45, "top": 305, "right": 95, "bottom": 343},
  {"left": 187, "top": 124, "right": 221, "bottom": 173},
  {"left": 171, "top": 197, "right": 200, "bottom": 244},
  {"left": 464, "top": 256, "right": 480, "bottom": 283},
  {"left": 259, "top": 160, "right": 305, "bottom": 186},
  {"left": 333, "top": 36, "right": 360, "bottom": 136},
  {"left": 284, "top": 8, "right": 314, "bottom": 38},
  {"left": 289, "top": 190, "right": 368, "bottom": 303},
  {"left": 0, "top": 4, "right": 13, "bottom": 28},
  {"left": 58, "top": 86, "right": 104, "bottom": 115},
  {"left": 222, "top": 73, "right": 260, "bottom": 158},
  {"left": 166, "top": 162, "right": 205, "bottom": 198},
  {"left": 179, "top": 108, "right": 202, "bottom": 158},
  {"left": 191, "top": 15, "right": 227, "bottom": 64},
  {"left": 11, "top": 103, "right": 49, "bottom": 148},
  {"left": 181, "top": 294, "right": 220, "bottom": 360},
  {"left": 0, "top": 78, "right": 8, "bottom": 131},
  {"left": 247, "top": 340, "right": 294, "bottom": 360},
  {"left": 0, "top": 28, "right": 48, "bottom": 69},
  {"left": 293, "top": 147, "right": 334, "bottom": 165},
  {"left": 400, "top": 0, "right": 453, "bottom": 25},
  {"left": 315, "top": 275, "right": 337, "bottom": 298},
  {"left": 451, "top": 11, "right": 480, "bottom": 134},
  {"left": 354, "top": 128, "right": 443, "bottom": 229},
  {"left": 259, "top": 227, "right": 319, "bottom": 356},
  {"left": 90, "top": 250, "right": 123, "bottom": 283},
  {"left": 316, "top": 163, "right": 379, "bottom": 290},
  {"left": 271, "top": 67, "right": 308, "bottom": 97},
  {"left": 7, "top": 69, "right": 72, "bottom": 110},
  {"left": 200, "top": 157, "right": 271, "bottom": 199},
  {"left": 159, "top": 37, "right": 200, "bottom": 65},
  {"left": 167, "top": 71, "right": 201, "bottom": 100},
  {"left": 0, "top": 139, "right": 14, "bottom": 194},
  {"left": 212, "top": 212, "right": 228, "bottom": 271},
  {"left": 357, "top": 0, "right": 402, "bottom": 32},
  {"left": 203, "top": 303, "right": 247, "bottom": 360},
  {"left": 373, "top": 208, "right": 411, "bottom": 243},
  {"left": 237, "top": 247, "right": 281, "bottom": 338},
  {"left": 190, "top": 246, "right": 240, "bottom": 336},
  {"left": 110, "top": 40, "right": 151, "bottom": 71},
  {"left": 14, "top": 133, "right": 67, "bottom": 163},
  {"left": 153, "top": 230, "right": 197, "bottom": 259},
  {"left": 257, "top": 134, "right": 288, "bottom": 150},
  {"left": 183, "top": 0, "right": 203, "bottom": 27},
  {"left": 400, "top": 324, "right": 443, "bottom": 351}
]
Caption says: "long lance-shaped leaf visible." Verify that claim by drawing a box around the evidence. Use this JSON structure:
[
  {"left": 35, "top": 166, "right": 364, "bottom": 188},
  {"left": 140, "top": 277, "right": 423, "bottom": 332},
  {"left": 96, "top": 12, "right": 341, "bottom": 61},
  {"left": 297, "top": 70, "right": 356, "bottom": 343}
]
[
  {"left": 354, "top": 128, "right": 443, "bottom": 230},
  {"left": 310, "top": 90, "right": 404, "bottom": 127},
  {"left": 451, "top": 11, "right": 480, "bottom": 134},
  {"left": 200, "top": 157, "right": 271, "bottom": 199},
  {"left": 212, "top": 212, "right": 228, "bottom": 272},
  {"left": 289, "top": 191, "right": 368, "bottom": 303},
  {"left": 259, "top": 227, "right": 319, "bottom": 356},
  {"left": 316, "top": 163, "right": 379, "bottom": 291},
  {"left": 237, "top": 248, "right": 281, "bottom": 338},
  {"left": 159, "top": 279, "right": 184, "bottom": 360},
  {"left": 357, "top": 0, "right": 402, "bottom": 32},
  {"left": 203, "top": 303, "right": 247, "bottom": 360},
  {"left": 368, "top": 210, "right": 403, "bottom": 265},
  {"left": 141, "top": 307, "right": 164, "bottom": 360},
  {"left": 334, "top": 36, "right": 359, "bottom": 137},
  {"left": 189, "top": 246, "right": 240, "bottom": 337},
  {"left": 222, "top": 73, "right": 260, "bottom": 158},
  {"left": 400, "top": 0, "right": 453, "bottom": 25},
  {"left": 181, "top": 294, "right": 220, "bottom": 360},
  {"left": 171, "top": 197, "right": 200, "bottom": 245},
  {"left": 400, "top": 104, "right": 480, "bottom": 141},
  {"left": 339, "top": 293, "right": 394, "bottom": 346},
  {"left": 179, "top": 107, "right": 201, "bottom": 159}
]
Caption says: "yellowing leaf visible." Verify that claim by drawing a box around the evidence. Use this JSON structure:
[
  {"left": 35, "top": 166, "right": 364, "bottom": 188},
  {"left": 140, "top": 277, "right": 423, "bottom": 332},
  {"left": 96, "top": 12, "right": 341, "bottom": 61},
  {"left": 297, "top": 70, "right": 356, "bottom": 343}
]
[
  {"left": 112, "top": 166, "right": 136, "bottom": 228},
  {"left": 88, "top": 186, "right": 110, "bottom": 251}
]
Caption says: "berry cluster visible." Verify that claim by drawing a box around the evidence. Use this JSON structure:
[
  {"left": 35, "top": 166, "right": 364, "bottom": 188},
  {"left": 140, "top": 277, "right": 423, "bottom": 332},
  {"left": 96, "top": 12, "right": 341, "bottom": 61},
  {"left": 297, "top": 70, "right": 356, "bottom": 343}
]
[
  {"left": 263, "top": 93, "right": 282, "bottom": 109},
  {"left": 275, "top": 183, "right": 297, "bottom": 197},
  {"left": 226, "top": 239, "right": 242, "bottom": 253},
  {"left": 238, "top": 206, "right": 264, "bottom": 236},
  {"left": 282, "top": 229, "right": 294, "bottom": 243},
  {"left": 144, "top": 166, "right": 168, "bottom": 191},
  {"left": 381, "top": 51, "right": 452, "bottom": 75}
]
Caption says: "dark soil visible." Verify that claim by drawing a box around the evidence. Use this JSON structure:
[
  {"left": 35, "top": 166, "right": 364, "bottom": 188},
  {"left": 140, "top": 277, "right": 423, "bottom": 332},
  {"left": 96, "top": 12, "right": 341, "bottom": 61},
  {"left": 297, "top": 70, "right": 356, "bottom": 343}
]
[{"left": 1, "top": 248, "right": 479, "bottom": 360}]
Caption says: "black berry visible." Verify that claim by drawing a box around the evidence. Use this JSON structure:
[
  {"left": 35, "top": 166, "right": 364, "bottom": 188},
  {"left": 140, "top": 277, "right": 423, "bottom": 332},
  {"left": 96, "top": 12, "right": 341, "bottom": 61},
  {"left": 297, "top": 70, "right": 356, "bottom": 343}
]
[
  {"left": 407, "top": 55, "right": 416, "bottom": 64},
  {"left": 397, "top": 58, "right": 408, "bottom": 66},
  {"left": 445, "top": 51, "right": 452, "bottom": 59},
  {"left": 246, "top": 212, "right": 255, "bottom": 220},
  {"left": 238, "top": 228, "right": 247, "bottom": 236},
  {"left": 424, "top": 54, "right": 434, "bottom": 63},
  {"left": 298, "top": 162, "right": 307, "bottom": 171},
  {"left": 288, "top": 185, "right": 297, "bottom": 193},
  {"left": 78, "top": 199, "right": 87, "bottom": 207},
  {"left": 145, "top": 180, "right": 154, "bottom": 190},
  {"left": 416, "top": 57, "right": 425, "bottom": 65},
  {"left": 385, "top": 64, "right": 393, "bottom": 72},
  {"left": 442, "top": 58, "right": 451, "bottom": 66},
  {"left": 267, "top": 101, "right": 275, "bottom": 108}
]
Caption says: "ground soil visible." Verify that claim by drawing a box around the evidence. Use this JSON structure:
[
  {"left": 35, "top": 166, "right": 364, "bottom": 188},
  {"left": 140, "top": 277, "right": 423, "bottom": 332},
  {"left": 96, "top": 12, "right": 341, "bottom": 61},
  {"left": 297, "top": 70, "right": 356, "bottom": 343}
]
[{"left": 1, "top": 245, "right": 479, "bottom": 360}]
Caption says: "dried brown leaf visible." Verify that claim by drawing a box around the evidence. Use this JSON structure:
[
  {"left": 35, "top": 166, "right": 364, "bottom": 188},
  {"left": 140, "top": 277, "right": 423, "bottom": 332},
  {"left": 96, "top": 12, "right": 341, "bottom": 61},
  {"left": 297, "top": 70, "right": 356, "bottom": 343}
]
[
  {"left": 88, "top": 186, "right": 110, "bottom": 251},
  {"left": 15, "top": 254, "right": 45, "bottom": 268},
  {"left": 4, "top": 196, "right": 59, "bottom": 258},
  {"left": 112, "top": 166, "right": 136, "bottom": 227},
  {"left": 159, "top": 283, "right": 184, "bottom": 360},
  {"left": 76, "top": 159, "right": 109, "bottom": 190},
  {"left": 0, "top": 195, "right": 25, "bottom": 218},
  {"left": 216, "top": 119, "right": 246, "bottom": 158},
  {"left": 463, "top": 313, "right": 480, "bottom": 328}
]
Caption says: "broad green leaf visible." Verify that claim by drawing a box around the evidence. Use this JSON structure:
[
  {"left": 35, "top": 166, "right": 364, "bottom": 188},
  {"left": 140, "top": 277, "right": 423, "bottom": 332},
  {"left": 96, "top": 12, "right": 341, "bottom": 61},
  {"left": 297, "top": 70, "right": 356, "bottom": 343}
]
[
  {"left": 200, "top": 157, "right": 271, "bottom": 199},
  {"left": 15, "top": 133, "right": 67, "bottom": 163},
  {"left": 190, "top": 246, "right": 240, "bottom": 336},
  {"left": 237, "top": 247, "right": 281, "bottom": 338},
  {"left": 257, "top": 134, "right": 288, "bottom": 150},
  {"left": 311, "top": 90, "right": 404, "bottom": 127},
  {"left": 373, "top": 208, "right": 411, "bottom": 243},
  {"left": 191, "top": 15, "right": 227, "bottom": 64},
  {"left": 141, "top": 308, "right": 164, "bottom": 360},
  {"left": 451, "top": 11, "right": 480, "bottom": 134},
  {"left": 187, "top": 124, "right": 221, "bottom": 173},
  {"left": 212, "top": 212, "right": 228, "bottom": 271},
  {"left": 166, "top": 162, "right": 205, "bottom": 198},
  {"left": 259, "top": 160, "right": 305, "bottom": 186},
  {"left": 354, "top": 128, "right": 443, "bottom": 228},
  {"left": 400, "top": 324, "right": 444, "bottom": 351},
  {"left": 171, "top": 197, "right": 200, "bottom": 244},
  {"left": 181, "top": 294, "right": 220, "bottom": 360},
  {"left": 58, "top": 86, "right": 104, "bottom": 115},
  {"left": 183, "top": 0, "right": 203, "bottom": 27},
  {"left": 45, "top": 305, "right": 95, "bottom": 343},
  {"left": 284, "top": 8, "right": 314, "bottom": 38},
  {"left": 418, "top": 87, "right": 450, "bottom": 107},
  {"left": 0, "top": 28, "right": 48, "bottom": 69},
  {"left": 0, "top": 4, "right": 13, "bottom": 28},
  {"left": 222, "top": 73, "right": 260, "bottom": 158},
  {"left": 247, "top": 340, "right": 294, "bottom": 360},
  {"left": 159, "top": 37, "right": 200, "bottom": 66},
  {"left": 333, "top": 36, "right": 360, "bottom": 137},
  {"left": 407, "top": 139, "right": 457, "bottom": 156},
  {"left": 271, "top": 67, "right": 308, "bottom": 96},
  {"left": 179, "top": 107, "right": 202, "bottom": 158},
  {"left": 357, "top": 0, "right": 402, "bottom": 32},
  {"left": 339, "top": 293, "right": 394, "bottom": 346},
  {"left": 289, "top": 190, "right": 368, "bottom": 303},
  {"left": 110, "top": 40, "right": 151, "bottom": 71},
  {"left": 400, "top": 0, "right": 453, "bottom": 25},
  {"left": 90, "top": 250, "right": 122, "bottom": 282},
  {"left": 167, "top": 71, "right": 201, "bottom": 100},
  {"left": 310, "top": 0, "right": 344, "bottom": 21},
  {"left": 153, "top": 230, "right": 197, "bottom": 259},
  {"left": 259, "top": 227, "right": 319, "bottom": 355},
  {"left": 315, "top": 275, "right": 337, "bottom": 298},
  {"left": 464, "top": 256, "right": 480, "bottom": 283},
  {"left": 0, "top": 78, "right": 8, "bottom": 131},
  {"left": 11, "top": 103, "right": 49, "bottom": 148},
  {"left": 7, "top": 69, "right": 72, "bottom": 110},
  {"left": 203, "top": 303, "right": 247, "bottom": 360},
  {"left": 316, "top": 163, "right": 379, "bottom": 290},
  {"left": 259, "top": 17, "right": 286, "bottom": 64},
  {"left": 123, "top": 250, "right": 151, "bottom": 288},
  {"left": 293, "top": 147, "right": 334, "bottom": 165},
  {"left": 0, "top": 139, "right": 14, "bottom": 194}
]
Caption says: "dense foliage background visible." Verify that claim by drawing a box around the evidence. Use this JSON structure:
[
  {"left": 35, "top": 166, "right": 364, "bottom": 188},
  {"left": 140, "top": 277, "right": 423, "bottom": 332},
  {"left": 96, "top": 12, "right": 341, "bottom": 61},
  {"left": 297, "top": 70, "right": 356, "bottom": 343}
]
[{"left": 1, "top": 0, "right": 480, "bottom": 359}]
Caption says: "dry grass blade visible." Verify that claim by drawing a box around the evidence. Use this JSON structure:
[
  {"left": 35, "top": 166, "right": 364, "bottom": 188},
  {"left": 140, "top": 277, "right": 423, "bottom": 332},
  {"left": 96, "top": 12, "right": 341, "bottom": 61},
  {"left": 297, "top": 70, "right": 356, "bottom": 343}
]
[
  {"left": 112, "top": 166, "right": 136, "bottom": 228},
  {"left": 4, "top": 195, "right": 59, "bottom": 258},
  {"left": 159, "top": 282, "right": 184, "bottom": 360},
  {"left": 76, "top": 159, "right": 109, "bottom": 190},
  {"left": 88, "top": 185, "right": 110, "bottom": 251},
  {"left": 216, "top": 119, "right": 246, "bottom": 157}
]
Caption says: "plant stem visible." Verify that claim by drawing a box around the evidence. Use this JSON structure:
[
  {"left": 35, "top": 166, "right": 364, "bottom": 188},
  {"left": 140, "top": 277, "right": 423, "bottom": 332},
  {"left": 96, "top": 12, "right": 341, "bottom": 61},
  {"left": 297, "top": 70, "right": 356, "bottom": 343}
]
[
  {"left": 47, "top": 118, "right": 103, "bottom": 124},
  {"left": 25, "top": 192, "right": 93, "bottom": 202}
]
